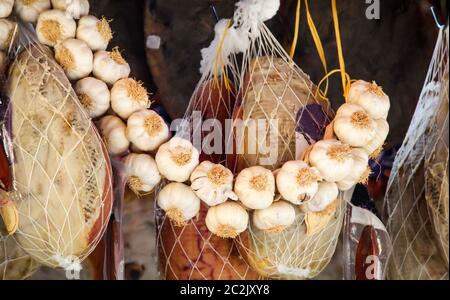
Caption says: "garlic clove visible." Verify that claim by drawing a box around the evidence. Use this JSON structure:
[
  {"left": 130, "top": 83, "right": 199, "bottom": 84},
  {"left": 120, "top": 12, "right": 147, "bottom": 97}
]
[
  {"left": 126, "top": 109, "right": 170, "bottom": 152},
  {"left": 155, "top": 137, "right": 200, "bottom": 183},
  {"left": 54, "top": 38, "right": 93, "bottom": 81},
  {"left": 51, "top": 0, "right": 89, "bottom": 19},
  {"left": 363, "top": 118, "right": 389, "bottom": 159},
  {"left": 302, "top": 181, "right": 339, "bottom": 212},
  {"left": 276, "top": 160, "right": 322, "bottom": 205},
  {"left": 93, "top": 48, "right": 131, "bottom": 85},
  {"left": 36, "top": 9, "right": 76, "bottom": 47},
  {"left": 76, "top": 15, "right": 112, "bottom": 51},
  {"left": 98, "top": 115, "right": 130, "bottom": 155},
  {"left": 74, "top": 77, "right": 110, "bottom": 118},
  {"left": 308, "top": 139, "right": 354, "bottom": 182},
  {"left": 0, "top": 198, "right": 19, "bottom": 235},
  {"left": 347, "top": 80, "right": 390, "bottom": 120},
  {"left": 334, "top": 103, "right": 377, "bottom": 147},
  {"left": 124, "top": 153, "right": 161, "bottom": 194},
  {"left": 337, "top": 148, "right": 370, "bottom": 191},
  {"left": 205, "top": 201, "right": 249, "bottom": 238},
  {"left": 190, "top": 161, "right": 236, "bottom": 206},
  {"left": 234, "top": 166, "right": 275, "bottom": 210},
  {"left": 305, "top": 200, "right": 337, "bottom": 236},
  {"left": 253, "top": 200, "right": 296, "bottom": 234},
  {"left": 14, "top": 0, "right": 51, "bottom": 23},
  {"left": 0, "top": 0, "right": 14, "bottom": 18},
  {"left": 157, "top": 182, "right": 200, "bottom": 227},
  {"left": 110, "top": 78, "right": 150, "bottom": 119},
  {"left": 0, "top": 19, "right": 16, "bottom": 51}
]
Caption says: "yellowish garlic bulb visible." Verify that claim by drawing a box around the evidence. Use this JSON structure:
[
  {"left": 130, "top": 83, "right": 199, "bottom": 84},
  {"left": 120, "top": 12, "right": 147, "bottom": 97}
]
[
  {"left": 347, "top": 80, "right": 390, "bottom": 120},
  {"left": 157, "top": 182, "right": 200, "bottom": 227},
  {"left": 334, "top": 103, "right": 377, "bottom": 147},
  {"left": 364, "top": 118, "right": 389, "bottom": 158},
  {"left": 309, "top": 139, "right": 354, "bottom": 182},
  {"left": 93, "top": 48, "right": 130, "bottom": 85},
  {"left": 155, "top": 137, "right": 200, "bottom": 182},
  {"left": 253, "top": 200, "right": 296, "bottom": 234},
  {"left": 36, "top": 9, "right": 76, "bottom": 47},
  {"left": 205, "top": 201, "right": 249, "bottom": 238},
  {"left": 124, "top": 153, "right": 161, "bottom": 194},
  {"left": 98, "top": 115, "right": 130, "bottom": 155},
  {"left": 0, "top": 0, "right": 14, "bottom": 18},
  {"left": 126, "top": 109, "right": 170, "bottom": 151},
  {"left": 54, "top": 38, "right": 93, "bottom": 80},
  {"left": 302, "top": 181, "right": 338, "bottom": 213},
  {"left": 0, "top": 19, "right": 16, "bottom": 51},
  {"left": 276, "top": 160, "right": 322, "bottom": 205},
  {"left": 76, "top": 15, "right": 112, "bottom": 51},
  {"left": 337, "top": 148, "right": 370, "bottom": 191},
  {"left": 14, "top": 0, "right": 51, "bottom": 23},
  {"left": 190, "top": 161, "right": 238, "bottom": 206},
  {"left": 234, "top": 166, "right": 275, "bottom": 209},
  {"left": 51, "top": 0, "right": 89, "bottom": 19},
  {"left": 111, "top": 78, "right": 150, "bottom": 119},
  {"left": 74, "top": 77, "right": 110, "bottom": 118}
]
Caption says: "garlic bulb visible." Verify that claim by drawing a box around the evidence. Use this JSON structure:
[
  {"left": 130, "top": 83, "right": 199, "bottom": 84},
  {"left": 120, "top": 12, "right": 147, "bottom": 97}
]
[
  {"left": 234, "top": 166, "right": 275, "bottom": 210},
  {"left": 308, "top": 139, "right": 353, "bottom": 182},
  {"left": 98, "top": 115, "right": 130, "bottom": 155},
  {"left": 276, "top": 160, "right": 322, "bottom": 205},
  {"left": 337, "top": 148, "right": 370, "bottom": 191},
  {"left": 347, "top": 80, "right": 390, "bottom": 120},
  {"left": 36, "top": 9, "right": 76, "bottom": 47},
  {"left": 111, "top": 78, "right": 150, "bottom": 119},
  {"left": 54, "top": 38, "right": 93, "bottom": 80},
  {"left": 126, "top": 109, "right": 170, "bottom": 151},
  {"left": 76, "top": 15, "right": 112, "bottom": 51},
  {"left": 364, "top": 118, "right": 389, "bottom": 158},
  {"left": 157, "top": 182, "right": 200, "bottom": 227},
  {"left": 124, "top": 153, "right": 161, "bottom": 194},
  {"left": 0, "top": 0, "right": 14, "bottom": 18},
  {"left": 155, "top": 137, "right": 200, "bottom": 182},
  {"left": 205, "top": 201, "right": 249, "bottom": 238},
  {"left": 334, "top": 103, "right": 377, "bottom": 147},
  {"left": 51, "top": 0, "right": 89, "bottom": 19},
  {"left": 93, "top": 48, "right": 131, "bottom": 85},
  {"left": 190, "top": 161, "right": 238, "bottom": 206},
  {"left": 74, "top": 77, "right": 110, "bottom": 118},
  {"left": 14, "top": 0, "right": 51, "bottom": 23},
  {"left": 302, "top": 181, "right": 338, "bottom": 212},
  {"left": 253, "top": 201, "right": 296, "bottom": 234},
  {"left": 0, "top": 19, "right": 16, "bottom": 51}
]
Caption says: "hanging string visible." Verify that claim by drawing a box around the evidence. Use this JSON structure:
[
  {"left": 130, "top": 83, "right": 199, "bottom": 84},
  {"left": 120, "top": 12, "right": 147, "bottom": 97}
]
[{"left": 289, "top": 0, "right": 301, "bottom": 58}]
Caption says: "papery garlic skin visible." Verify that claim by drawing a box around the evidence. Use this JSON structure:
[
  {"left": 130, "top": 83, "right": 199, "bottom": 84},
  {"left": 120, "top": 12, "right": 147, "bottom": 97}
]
[
  {"left": 364, "top": 118, "right": 389, "bottom": 158},
  {"left": 337, "top": 148, "right": 370, "bottom": 191},
  {"left": 347, "top": 80, "right": 390, "bottom": 120},
  {"left": 74, "top": 77, "right": 110, "bottom": 118},
  {"left": 15, "top": 0, "right": 51, "bottom": 23},
  {"left": 54, "top": 38, "right": 93, "bottom": 80},
  {"left": 205, "top": 201, "right": 249, "bottom": 238},
  {"left": 124, "top": 153, "right": 161, "bottom": 194},
  {"left": 0, "top": 0, "right": 14, "bottom": 18},
  {"left": 334, "top": 103, "right": 377, "bottom": 147},
  {"left": 36, "top": 9, "right": 76, "bottom": 47},
  {"left": 158, "top": 182, "right": 200, "bottom": 227},
  {"left": 155, "top": 137, "right": 200, "bottom": 182},
  {"left": 111, "top": 78, "right": 150, "bottom": 119},
  {"left": 190, "top": 161, "right": 238, "bottom": 206},
  {"left": 0, "top": 19, "right": 16, "bottom": 51},
  {"left": 98, "top": 115, "right": 130, "bottom": 155},
  {"left": 276, "top": 160, "right": 322, "bottom": 205},
  {"left": 126, "top": 109, "right": 170, "bottom": 151},
  {"left": 51, "top": 0, "right": 89, "bottom": 19},
  {"left": 93, "top": 49, "right": 130, "bottom": 85},
  {"left": 253, "top": 200, "right": 296, "bottom": 233},
  {"left": 302, "top": 181, "right": 339, "bottom": 212},
  {"left": 309, "top": 139, "right": 354, "bottom": 182},
  {"left": 77, "top": 15, "right": 112, "bottom": 51},
  {"left": 235, "top": 166, "right": 275, "bottom": 210}
]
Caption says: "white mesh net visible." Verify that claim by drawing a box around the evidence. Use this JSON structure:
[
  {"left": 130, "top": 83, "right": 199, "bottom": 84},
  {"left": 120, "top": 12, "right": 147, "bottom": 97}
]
[{"left": 383, "top": 27, "right": 449, "bottom": 280}]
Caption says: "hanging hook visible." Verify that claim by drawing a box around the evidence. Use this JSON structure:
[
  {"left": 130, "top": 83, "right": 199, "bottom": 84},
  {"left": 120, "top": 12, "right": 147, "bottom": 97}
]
[
  {"left": 430, "top": 6, "right": 445, "bottom": 30},
  {"left": 210, "top": 3, "right": 220, "bottom": 22}
]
